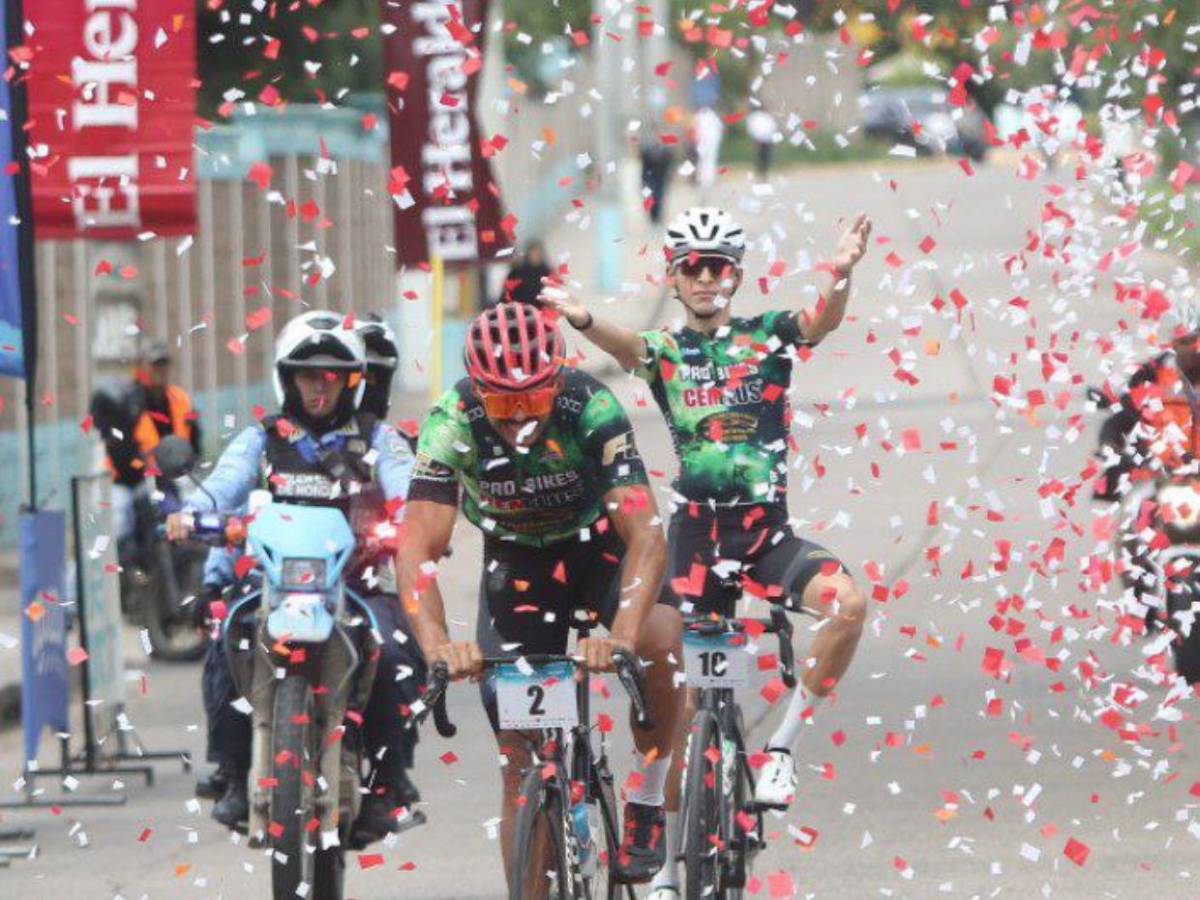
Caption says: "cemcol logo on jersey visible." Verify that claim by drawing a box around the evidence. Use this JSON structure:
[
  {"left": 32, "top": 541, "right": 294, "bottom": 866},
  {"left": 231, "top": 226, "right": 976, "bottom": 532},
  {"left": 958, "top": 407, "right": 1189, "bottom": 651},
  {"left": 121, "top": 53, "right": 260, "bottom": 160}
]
[{"left": 683, "top": 382, "right": 764, "bottom": 409}]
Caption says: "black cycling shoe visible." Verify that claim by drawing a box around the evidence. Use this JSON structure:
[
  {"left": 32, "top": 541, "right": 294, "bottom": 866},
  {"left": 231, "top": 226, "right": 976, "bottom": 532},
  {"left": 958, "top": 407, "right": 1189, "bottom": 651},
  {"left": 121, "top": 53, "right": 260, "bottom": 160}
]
[
  {"left": 393, "top": 770, "right": 421, "bottom": 808},
  {"left": 195, "top": 766, "right": 229, "bottom": 801},
  {"left": 212, "top": 776, "right": 249, "bottom": 828},
  {"left": 614, "top": 801, "right": 666, "bottom": 884}
]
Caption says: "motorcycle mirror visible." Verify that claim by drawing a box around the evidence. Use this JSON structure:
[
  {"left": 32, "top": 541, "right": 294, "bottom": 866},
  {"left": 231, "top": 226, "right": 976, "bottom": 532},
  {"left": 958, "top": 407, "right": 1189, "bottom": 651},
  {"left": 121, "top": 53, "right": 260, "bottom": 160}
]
[{"left": 154, "top": 435, "right": 196, "bottom": 479}]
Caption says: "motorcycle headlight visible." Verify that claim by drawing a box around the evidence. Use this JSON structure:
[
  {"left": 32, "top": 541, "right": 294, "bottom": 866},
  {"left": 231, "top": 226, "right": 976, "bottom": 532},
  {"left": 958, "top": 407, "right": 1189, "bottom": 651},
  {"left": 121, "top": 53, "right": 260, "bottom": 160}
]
[{"left": 281, "top": 558, "right": 326, "bottom": 591}]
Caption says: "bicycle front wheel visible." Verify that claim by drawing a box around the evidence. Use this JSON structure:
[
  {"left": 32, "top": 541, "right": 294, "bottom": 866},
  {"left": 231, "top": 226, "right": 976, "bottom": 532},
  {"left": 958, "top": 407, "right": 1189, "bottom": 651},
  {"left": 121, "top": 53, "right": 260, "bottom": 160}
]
[
  {"left": 585, "top": 760, "right": 633, "bottom": 900},
  {"left": 510, "top": 765, "right": 573, "bottom": 900},
  {"left": 682, "top": 711, "right": 723, "bottom": 900}
]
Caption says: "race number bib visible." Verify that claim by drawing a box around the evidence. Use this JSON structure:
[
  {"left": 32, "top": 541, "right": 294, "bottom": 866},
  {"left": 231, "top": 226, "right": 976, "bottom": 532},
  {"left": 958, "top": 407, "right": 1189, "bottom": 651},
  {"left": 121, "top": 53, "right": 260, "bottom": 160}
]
[
  {"left": 495, "top": 661, "right": 578, "bottom": 730},
  {"left": 683, "top": 631, "right": 750, "bottom": 689}
]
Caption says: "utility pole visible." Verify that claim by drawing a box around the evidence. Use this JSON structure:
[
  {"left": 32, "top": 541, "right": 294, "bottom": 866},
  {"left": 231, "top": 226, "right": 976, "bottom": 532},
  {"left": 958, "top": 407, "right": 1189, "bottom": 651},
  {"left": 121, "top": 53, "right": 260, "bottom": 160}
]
[{"left": 592, "top": 0, "right": 627, "bottom": 295}]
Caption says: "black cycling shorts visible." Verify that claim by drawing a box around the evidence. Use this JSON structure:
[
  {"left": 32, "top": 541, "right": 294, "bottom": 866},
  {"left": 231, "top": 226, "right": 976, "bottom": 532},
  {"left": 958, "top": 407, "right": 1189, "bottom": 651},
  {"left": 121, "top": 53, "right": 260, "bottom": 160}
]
[
  {"left": 665, "top": 502, "right": 844, "bottom": 616},
  {"left": 475, "top": 518, "right": 677, "bottom": 731}
]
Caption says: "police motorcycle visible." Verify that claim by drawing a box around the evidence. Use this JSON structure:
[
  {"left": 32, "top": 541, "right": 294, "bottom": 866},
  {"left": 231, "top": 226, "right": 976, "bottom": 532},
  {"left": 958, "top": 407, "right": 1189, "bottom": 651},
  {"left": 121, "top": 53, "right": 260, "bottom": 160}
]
[
  {"left": 1090, "top": 386, "right": 1200, "bottom": 683},
  {"left": 159, "top": 441, "right": 413, "bottom": 900}
]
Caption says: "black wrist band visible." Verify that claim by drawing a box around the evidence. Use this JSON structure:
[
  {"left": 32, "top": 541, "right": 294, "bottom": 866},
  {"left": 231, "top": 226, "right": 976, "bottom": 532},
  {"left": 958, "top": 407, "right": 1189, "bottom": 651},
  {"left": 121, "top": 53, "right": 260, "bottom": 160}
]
[{"left": 577, "top": 311, "right": 595, "bottom": 331}]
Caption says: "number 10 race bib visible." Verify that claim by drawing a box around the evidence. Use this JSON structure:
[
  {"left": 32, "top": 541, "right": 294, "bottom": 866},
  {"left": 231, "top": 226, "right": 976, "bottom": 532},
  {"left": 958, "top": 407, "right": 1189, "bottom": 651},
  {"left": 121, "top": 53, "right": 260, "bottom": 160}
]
[
  {"left": 495, "top": 661, "right": 579, "bottom": 730},
  {"left": 683, "top": 631, "right": 750, "bottom": 689}
]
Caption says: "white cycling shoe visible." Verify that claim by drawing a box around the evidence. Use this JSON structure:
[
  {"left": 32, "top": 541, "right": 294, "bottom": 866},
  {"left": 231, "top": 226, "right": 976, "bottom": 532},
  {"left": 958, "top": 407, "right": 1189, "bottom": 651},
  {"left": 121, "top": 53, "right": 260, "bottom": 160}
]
[
  {"left": 754, "top": 748, "right": 797, "bottom": 809},
  {"left": 647, "top": 886, "right": 681, "bottom": 900}
]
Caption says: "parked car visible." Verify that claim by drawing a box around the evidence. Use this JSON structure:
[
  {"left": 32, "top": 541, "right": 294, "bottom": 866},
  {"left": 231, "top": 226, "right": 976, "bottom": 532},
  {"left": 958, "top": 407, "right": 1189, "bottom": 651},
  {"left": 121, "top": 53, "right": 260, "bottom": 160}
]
[{"left": 860, "top": 86, "right": 989, "bottom": 161}]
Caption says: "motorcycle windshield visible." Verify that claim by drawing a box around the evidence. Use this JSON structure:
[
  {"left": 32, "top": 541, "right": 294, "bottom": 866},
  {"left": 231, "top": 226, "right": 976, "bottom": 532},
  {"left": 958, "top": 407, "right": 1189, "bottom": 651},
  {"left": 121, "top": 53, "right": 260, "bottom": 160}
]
[{"left": 247, "top": 503, "right": 355, "bottom": 590}]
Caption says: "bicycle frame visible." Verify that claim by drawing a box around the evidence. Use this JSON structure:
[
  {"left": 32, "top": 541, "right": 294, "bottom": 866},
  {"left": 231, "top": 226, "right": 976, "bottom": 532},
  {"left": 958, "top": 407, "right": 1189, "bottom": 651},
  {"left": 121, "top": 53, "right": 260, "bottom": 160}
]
[{"left": 680, "top": 598, "right": 799, "bottom": 894}]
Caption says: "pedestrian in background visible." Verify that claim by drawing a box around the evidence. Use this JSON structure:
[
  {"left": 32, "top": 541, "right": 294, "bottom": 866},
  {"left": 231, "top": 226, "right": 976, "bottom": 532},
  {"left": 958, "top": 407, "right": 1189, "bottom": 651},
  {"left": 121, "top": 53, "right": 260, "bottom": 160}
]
[
  {"left": 640, "top": 136, "right": 674, "bottom": 224},
  {"left": 499, "top": 239, "right": 553, "bottom": 307},
  {"left": 747, "top": 109, "right": 779, "bottom": 181},
  {"left": 693, "top": 106, "right": 724, "bottom": 191}
]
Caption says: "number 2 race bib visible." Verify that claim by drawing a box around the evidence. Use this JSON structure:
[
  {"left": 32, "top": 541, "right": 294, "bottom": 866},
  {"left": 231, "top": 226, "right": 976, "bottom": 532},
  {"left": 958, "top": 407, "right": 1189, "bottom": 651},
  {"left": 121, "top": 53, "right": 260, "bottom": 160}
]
[{"left": 495, "top": 660, "right": 579, "bottom": 730}]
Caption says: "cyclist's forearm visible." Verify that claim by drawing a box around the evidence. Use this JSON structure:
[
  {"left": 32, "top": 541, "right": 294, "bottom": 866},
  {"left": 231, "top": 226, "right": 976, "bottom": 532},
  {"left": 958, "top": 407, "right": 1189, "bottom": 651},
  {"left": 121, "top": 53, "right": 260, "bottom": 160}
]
[
  {"left": 610, "top": 528, "right": 667, "bottom": 642},
  {"left": 571, "top": 316, "right": 647, "bottom": 372},
  {"left": 404, "top": 573, "right": 451, "bottom": 661},
  {"left": 803, "top": 268, "right": 852, "bottom": 343}
]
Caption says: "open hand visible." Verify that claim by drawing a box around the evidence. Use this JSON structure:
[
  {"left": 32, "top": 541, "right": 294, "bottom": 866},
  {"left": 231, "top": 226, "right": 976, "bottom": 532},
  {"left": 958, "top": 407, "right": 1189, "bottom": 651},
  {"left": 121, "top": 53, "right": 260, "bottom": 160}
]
[
  {"left": 538, "top": 277, "right": 591, "bottom": 329},
  {"left": 832, "top": 212, "right": 872, "bottom": 275}
]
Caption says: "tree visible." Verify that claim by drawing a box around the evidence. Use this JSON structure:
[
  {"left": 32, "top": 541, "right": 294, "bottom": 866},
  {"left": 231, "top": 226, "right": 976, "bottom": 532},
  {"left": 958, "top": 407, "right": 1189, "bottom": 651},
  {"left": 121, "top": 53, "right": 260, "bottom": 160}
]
[{"left": 197, "top": 0, "right": 382, "bottom": 118}]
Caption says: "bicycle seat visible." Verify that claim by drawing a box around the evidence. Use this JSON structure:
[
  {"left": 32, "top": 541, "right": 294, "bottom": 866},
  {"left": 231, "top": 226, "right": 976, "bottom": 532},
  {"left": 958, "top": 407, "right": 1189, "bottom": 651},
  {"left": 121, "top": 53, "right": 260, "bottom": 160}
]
[{"left": 684, "top": 617, "right": 733, "bottom": 636}]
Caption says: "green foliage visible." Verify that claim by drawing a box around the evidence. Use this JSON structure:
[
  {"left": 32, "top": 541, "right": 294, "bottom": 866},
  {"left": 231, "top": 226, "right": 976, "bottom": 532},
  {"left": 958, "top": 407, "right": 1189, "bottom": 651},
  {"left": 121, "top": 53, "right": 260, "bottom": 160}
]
[
  {"left": 500, "top": 0, "right": 590, "bottom": 93},
  {"left": 197, "top": 0, "right": 383, "bottom": 118},
  {"left": 721, "top": 122, "right": 891, "bottom": 168}
]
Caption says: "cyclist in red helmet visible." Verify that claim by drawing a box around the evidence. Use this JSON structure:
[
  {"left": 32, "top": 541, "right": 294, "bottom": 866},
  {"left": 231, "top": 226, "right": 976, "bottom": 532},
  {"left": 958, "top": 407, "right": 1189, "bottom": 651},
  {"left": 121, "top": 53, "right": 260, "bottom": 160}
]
[{"left": 400, "top": 302, "right": 684, "bottom": 890}]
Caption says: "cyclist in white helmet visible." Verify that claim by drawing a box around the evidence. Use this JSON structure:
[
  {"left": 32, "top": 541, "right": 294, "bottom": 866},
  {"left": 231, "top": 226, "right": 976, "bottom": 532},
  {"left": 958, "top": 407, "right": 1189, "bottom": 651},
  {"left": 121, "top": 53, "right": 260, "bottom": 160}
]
[{"left": 544, "top": 205, "right": 872, "bottom": 897}]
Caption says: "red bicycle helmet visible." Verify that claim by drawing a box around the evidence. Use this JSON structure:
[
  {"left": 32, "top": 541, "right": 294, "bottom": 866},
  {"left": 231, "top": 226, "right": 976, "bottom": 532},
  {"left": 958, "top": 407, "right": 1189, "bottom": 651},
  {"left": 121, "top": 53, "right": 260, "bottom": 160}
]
[{"left": 465, "top": 302, "right": 565, "bottom": 391}]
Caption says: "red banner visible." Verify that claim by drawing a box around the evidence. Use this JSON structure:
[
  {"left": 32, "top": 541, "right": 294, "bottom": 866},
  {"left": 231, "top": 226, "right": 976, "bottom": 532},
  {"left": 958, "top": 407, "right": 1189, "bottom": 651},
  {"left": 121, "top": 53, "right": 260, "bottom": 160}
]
[
  {"left": 380, "top": 0, "right": 510, "bottom": 268},
  {"left": 26, "top": 0, "right": 196, "bottom": 239}
]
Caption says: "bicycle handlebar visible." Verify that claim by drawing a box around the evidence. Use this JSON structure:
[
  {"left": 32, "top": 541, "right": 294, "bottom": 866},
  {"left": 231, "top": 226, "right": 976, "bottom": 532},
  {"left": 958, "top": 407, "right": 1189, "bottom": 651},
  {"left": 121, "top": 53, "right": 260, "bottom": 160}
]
[
  {"left": 684, "top": 608, "right": 797, "bottom": 689},
  {"left": 414, "top": 647, "right": 655, "bottom": 736}
]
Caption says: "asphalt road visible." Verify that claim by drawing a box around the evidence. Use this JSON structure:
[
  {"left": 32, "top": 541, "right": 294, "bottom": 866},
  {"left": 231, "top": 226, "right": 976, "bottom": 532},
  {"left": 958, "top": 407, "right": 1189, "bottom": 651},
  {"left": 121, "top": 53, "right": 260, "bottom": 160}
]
[{"left": 3, "top": 154, "right": 1196, "bottom": 899}]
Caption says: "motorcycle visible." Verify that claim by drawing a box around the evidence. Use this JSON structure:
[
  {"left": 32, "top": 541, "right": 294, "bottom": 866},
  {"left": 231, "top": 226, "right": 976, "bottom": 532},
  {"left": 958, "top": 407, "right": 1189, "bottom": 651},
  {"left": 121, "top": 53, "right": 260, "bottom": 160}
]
[
  {"left": 160, "top": 440, "right": 416, "bottom": 900},
  {"left": 121, "top": 435, "right": 209, "bottom": 662},
  {"left": 1090, "top": 387, "right": 1200, "bottom": 682}
]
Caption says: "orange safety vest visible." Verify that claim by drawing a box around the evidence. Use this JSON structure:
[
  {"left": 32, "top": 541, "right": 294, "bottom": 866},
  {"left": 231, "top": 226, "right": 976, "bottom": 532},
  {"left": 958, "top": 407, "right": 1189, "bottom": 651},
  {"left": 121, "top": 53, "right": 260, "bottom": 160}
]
[
  {"left": 1139, "top": 364, "right": 1200, "bottom": 469},
  {"left": 105, "top": 383, "right": 194, "bottom": 478}
]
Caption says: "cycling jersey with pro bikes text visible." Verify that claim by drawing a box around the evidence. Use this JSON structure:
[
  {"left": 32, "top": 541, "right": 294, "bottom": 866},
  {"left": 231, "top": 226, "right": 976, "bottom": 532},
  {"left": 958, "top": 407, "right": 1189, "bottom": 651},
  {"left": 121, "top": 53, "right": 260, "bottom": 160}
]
[{"left": 409, "top": 370, "right": 650, "bottom": 547}]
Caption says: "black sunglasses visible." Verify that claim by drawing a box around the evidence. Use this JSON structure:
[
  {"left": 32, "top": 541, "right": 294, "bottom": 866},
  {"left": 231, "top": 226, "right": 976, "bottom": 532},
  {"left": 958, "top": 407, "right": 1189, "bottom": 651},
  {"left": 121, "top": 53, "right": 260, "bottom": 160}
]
[{"left": 675, "top": 255, "right": 738, "bottom": 279}]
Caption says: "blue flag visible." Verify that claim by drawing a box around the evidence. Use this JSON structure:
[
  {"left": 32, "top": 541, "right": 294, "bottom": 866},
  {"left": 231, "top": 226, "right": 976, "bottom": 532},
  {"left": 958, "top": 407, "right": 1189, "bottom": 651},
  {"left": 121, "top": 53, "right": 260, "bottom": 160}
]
[{"left": 0, "top": 0, "right": 35, "bottom": 381}]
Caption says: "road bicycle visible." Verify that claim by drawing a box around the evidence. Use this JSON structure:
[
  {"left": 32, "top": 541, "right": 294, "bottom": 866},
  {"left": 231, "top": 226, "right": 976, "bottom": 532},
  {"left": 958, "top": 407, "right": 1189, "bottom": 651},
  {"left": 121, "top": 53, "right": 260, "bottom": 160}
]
[
  {"left": 422, "top": 627, "right": 652, "bottom": 900},
  {"left": 679, "top": 585, "right": 798, "bottom": 900}
]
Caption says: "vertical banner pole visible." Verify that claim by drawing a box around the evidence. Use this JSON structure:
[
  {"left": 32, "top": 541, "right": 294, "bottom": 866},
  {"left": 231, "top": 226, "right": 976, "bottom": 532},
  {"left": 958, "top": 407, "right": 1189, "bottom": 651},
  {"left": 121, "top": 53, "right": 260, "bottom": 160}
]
[{"left": 429, "top": 254, "right": 444, "bottom": 404}]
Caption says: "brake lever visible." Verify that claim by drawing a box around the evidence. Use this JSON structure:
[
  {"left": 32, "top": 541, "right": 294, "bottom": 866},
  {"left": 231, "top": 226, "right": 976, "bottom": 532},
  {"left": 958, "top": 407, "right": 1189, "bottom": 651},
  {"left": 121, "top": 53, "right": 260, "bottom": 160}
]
[
  {"left": 772, "top": 607, "right": 798, "bottom": 689},
  {"left": 612, "top": 648, "right": 654, "bottom": 732},
  {"left": 412, "top": 661, "right": 457, "bottom": 738}
]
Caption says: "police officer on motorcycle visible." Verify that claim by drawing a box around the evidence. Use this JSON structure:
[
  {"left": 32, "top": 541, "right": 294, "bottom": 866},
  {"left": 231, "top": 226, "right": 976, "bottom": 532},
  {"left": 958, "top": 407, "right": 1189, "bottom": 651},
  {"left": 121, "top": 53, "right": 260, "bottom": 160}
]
[{"left": 171, "top": 310, "right": 423, "bottom": 838}]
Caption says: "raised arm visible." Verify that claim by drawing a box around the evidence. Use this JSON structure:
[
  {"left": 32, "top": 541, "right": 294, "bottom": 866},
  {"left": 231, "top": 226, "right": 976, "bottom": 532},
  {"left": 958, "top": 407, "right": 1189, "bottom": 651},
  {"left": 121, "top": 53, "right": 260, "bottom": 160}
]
[
  {"left": 798, "top": 212, "right": 872, "bottom": 344},
  {"left": 540, "top": 279, "right": 648, "bottom": 372}
]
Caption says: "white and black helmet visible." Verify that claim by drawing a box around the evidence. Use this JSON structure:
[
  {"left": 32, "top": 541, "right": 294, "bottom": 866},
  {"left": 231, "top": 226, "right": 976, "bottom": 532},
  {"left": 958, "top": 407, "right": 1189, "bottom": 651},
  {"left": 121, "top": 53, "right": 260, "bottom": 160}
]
[
  {"left": 355, "top": 313, "right": 399, "bottom": 418},
  {"left": 355, "top": 313, "right": 399, "bottom": 373},
  {"left": 664, "top": 207, "right": 746, "bottom": 266},
  {"left": 273, "top": 310, "right": 366, "bottom": 410}
]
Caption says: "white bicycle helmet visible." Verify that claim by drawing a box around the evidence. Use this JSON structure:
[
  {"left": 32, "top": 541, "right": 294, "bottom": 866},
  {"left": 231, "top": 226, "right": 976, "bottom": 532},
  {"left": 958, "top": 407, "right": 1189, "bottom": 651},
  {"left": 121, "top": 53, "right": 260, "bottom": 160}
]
[
  {"left": 273, "top": 310, "right": 366, "bottom": 410},
  {"left": 664, "top": 207, "right": 746, "bottom": 266}
]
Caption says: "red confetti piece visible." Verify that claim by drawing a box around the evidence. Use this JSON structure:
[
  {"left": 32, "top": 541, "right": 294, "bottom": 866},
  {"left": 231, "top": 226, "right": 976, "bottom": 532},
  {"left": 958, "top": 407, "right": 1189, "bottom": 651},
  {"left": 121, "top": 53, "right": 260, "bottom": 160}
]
[
  {"left": 247, "top": 161, "right": 272, "bottom": 191},
  {"left": 357, "top": 854, "right": 385, "bottom": 870},
  {"left": 1063, "top": 837, "right": 1090, "bottom": 866},
  {"left": 767, "top": 870, "right": 793, "bottom": 898},
  {"left": 67, "top": 647, "right": 88, "bottom": 666},
  {"left": 439, "top": 751, "right": 458, "bottom": 765}
]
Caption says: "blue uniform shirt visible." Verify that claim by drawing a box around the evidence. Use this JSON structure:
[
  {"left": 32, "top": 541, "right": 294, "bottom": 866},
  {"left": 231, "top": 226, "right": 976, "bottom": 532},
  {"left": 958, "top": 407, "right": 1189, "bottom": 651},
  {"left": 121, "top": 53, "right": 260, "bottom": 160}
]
[{"left": 190, "top": 419, "right": 414, "bottom": 588}]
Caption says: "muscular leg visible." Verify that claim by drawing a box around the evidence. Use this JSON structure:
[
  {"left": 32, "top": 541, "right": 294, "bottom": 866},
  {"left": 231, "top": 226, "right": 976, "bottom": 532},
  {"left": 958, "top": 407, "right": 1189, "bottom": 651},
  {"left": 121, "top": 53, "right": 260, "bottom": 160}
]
[
  {"left": 796, "top": 571, "right": 867, "bottom": 698},
  {"left": 632, "top": 604, "right": 684, "bottom": 765},
  {"left": 764, "top": 570, "right": 866, "bottom": 756}
]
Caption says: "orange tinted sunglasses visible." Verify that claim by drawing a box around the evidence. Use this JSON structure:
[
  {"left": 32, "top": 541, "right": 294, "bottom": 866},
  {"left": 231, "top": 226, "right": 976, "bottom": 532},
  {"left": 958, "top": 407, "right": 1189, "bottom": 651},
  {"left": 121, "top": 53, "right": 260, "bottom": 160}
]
[{"left": 477, "top": 385, "right": 558, "bottom": 419}]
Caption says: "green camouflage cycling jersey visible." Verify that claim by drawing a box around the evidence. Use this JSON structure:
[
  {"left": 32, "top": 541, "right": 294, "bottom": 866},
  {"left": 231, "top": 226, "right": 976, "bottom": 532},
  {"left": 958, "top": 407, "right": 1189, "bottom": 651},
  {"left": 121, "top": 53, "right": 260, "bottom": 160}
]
[
  {"left": 408, "top": 369, "right": 649, "bottom": 547},
  {"left": 635, "top": 311, "right": 812, "bottom": 505}
]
